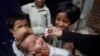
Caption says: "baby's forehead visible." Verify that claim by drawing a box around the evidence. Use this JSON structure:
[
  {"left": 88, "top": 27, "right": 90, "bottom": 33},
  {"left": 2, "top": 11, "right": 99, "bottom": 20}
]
[{"left": 20, "top": 34, "right": 36, "bottom": 45}]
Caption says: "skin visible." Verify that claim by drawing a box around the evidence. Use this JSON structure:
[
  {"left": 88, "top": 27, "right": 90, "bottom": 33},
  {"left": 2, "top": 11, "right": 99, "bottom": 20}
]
[
  {"left": 55, "top": 12, "right": 71, "bottom": 30},
  {"left": 52, "top": 12, "right": 73, "bottom": 50},
  {"left": 35, "top": 0, "right": 45, "bottom": 9},
  {"left": 20, "top": 34, "right": 48, "bottom": 56},
  {"left": 9, "top": 19, "right": 31, "bottom": 44},
  {"left": 9, "top": 19, "right": 48, "bottom": 56}
]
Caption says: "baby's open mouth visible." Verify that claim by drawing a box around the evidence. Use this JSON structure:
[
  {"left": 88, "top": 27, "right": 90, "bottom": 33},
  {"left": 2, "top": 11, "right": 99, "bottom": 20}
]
[{"left": 40, "top": 40, "right": 47, "bottom": 48}]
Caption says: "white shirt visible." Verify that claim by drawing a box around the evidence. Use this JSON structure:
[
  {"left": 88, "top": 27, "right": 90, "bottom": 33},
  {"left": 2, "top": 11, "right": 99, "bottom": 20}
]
[
  {"left": 21, "top": 2, "right": 51, "bottom": 28},
  {"left": 12, "top": 41, "right": 24, "bottom": 56},
  {"left": 12, "top": 41, "right": 69, "bottom": 56},
  {"left": 48, "top": 44, "right": 70, "bottom": 56}
]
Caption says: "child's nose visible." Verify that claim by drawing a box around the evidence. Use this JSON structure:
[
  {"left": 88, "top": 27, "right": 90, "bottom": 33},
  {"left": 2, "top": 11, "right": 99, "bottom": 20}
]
[
  {"left": 36, "top": 37, "right": 43, "bottom": 44},
  {"left": 22, "top": 27, "right": 33, "bottom": 34},
  {"left": 58, "top": 21, "right": 63, "bottom": 26}
]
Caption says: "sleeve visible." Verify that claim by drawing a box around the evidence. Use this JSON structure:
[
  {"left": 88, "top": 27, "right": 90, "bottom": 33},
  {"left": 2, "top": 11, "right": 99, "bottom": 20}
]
[
  {"left": 60, "top": 30, "right": 100, "bottom": 43},
  {"left": 59, "top": 30, "right": 100, "bottom": 55},
  {"left": 48, "top": 44, "right": 69, "bottom": 56},
  {"left": 46, "top": 9, "right": 52, "bottom": 27},
  {"left": 21, "top": 3, "right": 30, "bottom": 14},
  {"left": 12, "top": 41, "right": 24, "bottom": 56}
]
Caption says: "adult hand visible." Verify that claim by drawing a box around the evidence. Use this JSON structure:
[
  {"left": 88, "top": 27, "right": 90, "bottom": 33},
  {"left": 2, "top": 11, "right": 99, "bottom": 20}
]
[{"left": 47, "top": 26, "right": 62, "bottom": 38}]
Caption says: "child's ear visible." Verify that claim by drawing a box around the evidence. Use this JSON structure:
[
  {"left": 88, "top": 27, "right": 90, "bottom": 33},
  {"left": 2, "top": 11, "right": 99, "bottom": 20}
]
[{"left": 9, "top": 29, "right": 14, "bottom": 34}]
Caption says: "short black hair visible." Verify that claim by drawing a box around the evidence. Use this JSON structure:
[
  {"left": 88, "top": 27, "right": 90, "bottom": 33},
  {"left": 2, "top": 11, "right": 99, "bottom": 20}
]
[
  {"left": 6, "top": 13, "right": 30, "bottom": 29},
  {"left": 55, "top": 2, "right": 80, "bottom": 24}
]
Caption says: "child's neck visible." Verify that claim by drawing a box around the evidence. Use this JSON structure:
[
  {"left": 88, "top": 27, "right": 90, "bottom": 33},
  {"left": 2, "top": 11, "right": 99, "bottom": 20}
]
[{"left": 36, "top": 5, "right": 43, "bottom": 9}]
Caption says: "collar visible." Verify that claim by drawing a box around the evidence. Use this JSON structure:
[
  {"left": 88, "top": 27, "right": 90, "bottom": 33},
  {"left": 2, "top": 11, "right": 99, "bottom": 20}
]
[{"left": 31, "top": 2, "right": 47, "bottom": 11}]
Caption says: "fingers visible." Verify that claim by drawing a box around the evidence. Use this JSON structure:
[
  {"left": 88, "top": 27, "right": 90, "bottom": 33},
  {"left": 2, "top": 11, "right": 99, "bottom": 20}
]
[
  {"left": 44, "top": 26, "right": 55, "bottom": 38},
  {"left": 47, "top": 26, "right": 56, "bottom": 35},
  {"left": 26, "top": 51, "right": 35, "bottom": 56},
  {"left": 47, "top": 26, "right": 62, "bottom": 37}
]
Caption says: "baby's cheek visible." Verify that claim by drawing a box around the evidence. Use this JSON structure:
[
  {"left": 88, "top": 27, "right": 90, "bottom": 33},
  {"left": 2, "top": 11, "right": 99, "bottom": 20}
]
[
  {"left": 33, "top": 46, "right": 42, "bottom": 52},
  {"left": 34, "top": 45, "right": 42, "bottom": 50},
  {"left": 35, "top": 44, "right": 41, "bottom": 48}
]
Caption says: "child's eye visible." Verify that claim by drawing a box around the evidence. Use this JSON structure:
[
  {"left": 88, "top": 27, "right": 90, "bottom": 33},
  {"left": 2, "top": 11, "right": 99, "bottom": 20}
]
[
  {"left": 18, "top": 25, "right": 23, "bottom": 28},
  {"left": 24, "top": 24, "right": 28, "bottom": 27},
  {"left": 32, "top": 41, "right": 36, "bottom": 46},
  {"left": 63, "top": 19, "right": 70, "bottom": 23},
  {"left": 63, "top": 20, "right": 68, "bottom": 23},
  {"left": 56, "top": 18, "right": 60, "bottom": 21}
]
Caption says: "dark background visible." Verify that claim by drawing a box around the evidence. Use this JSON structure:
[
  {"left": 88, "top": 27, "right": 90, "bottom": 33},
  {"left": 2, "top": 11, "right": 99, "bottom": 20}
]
[{"left": 0, "top": 0, "right": 72, "bottom": 56}]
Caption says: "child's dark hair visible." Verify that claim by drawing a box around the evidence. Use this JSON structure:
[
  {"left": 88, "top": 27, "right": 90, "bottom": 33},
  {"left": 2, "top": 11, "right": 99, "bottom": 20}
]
[
  {"left": 6, "top": 13, "right": 30, "bottom": 29},
  {"left": 55, "top": 2, "right": 80, "bottom": 24}
]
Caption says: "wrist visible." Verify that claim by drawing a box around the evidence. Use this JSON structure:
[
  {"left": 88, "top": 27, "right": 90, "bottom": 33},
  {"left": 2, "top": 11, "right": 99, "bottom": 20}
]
[{"left": 58, "top": 30, "right": 62, "bottom": 38}]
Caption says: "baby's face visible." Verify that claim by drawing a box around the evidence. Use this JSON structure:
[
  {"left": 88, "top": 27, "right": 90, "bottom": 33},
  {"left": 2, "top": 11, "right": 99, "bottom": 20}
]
[{"left": 20, "top": 34, "right": 47, "bottom": 53}]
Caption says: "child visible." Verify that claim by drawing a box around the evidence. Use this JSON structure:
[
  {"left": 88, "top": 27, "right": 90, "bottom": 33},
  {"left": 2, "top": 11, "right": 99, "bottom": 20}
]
[
  {"left": 48, "top": 1, "right": 81, "bottom": 55},
  {"left": 6, "top": 13, "right": 32, "bottom": 56},
  {"left": 21, "top": 0, "right": 52, "bottom": 36},
  {"left": 17, "top": 31, "right": 69, "bottom": 56},
  {"left": 6, "top": 13, "right": 69, "bottom": 56}
]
